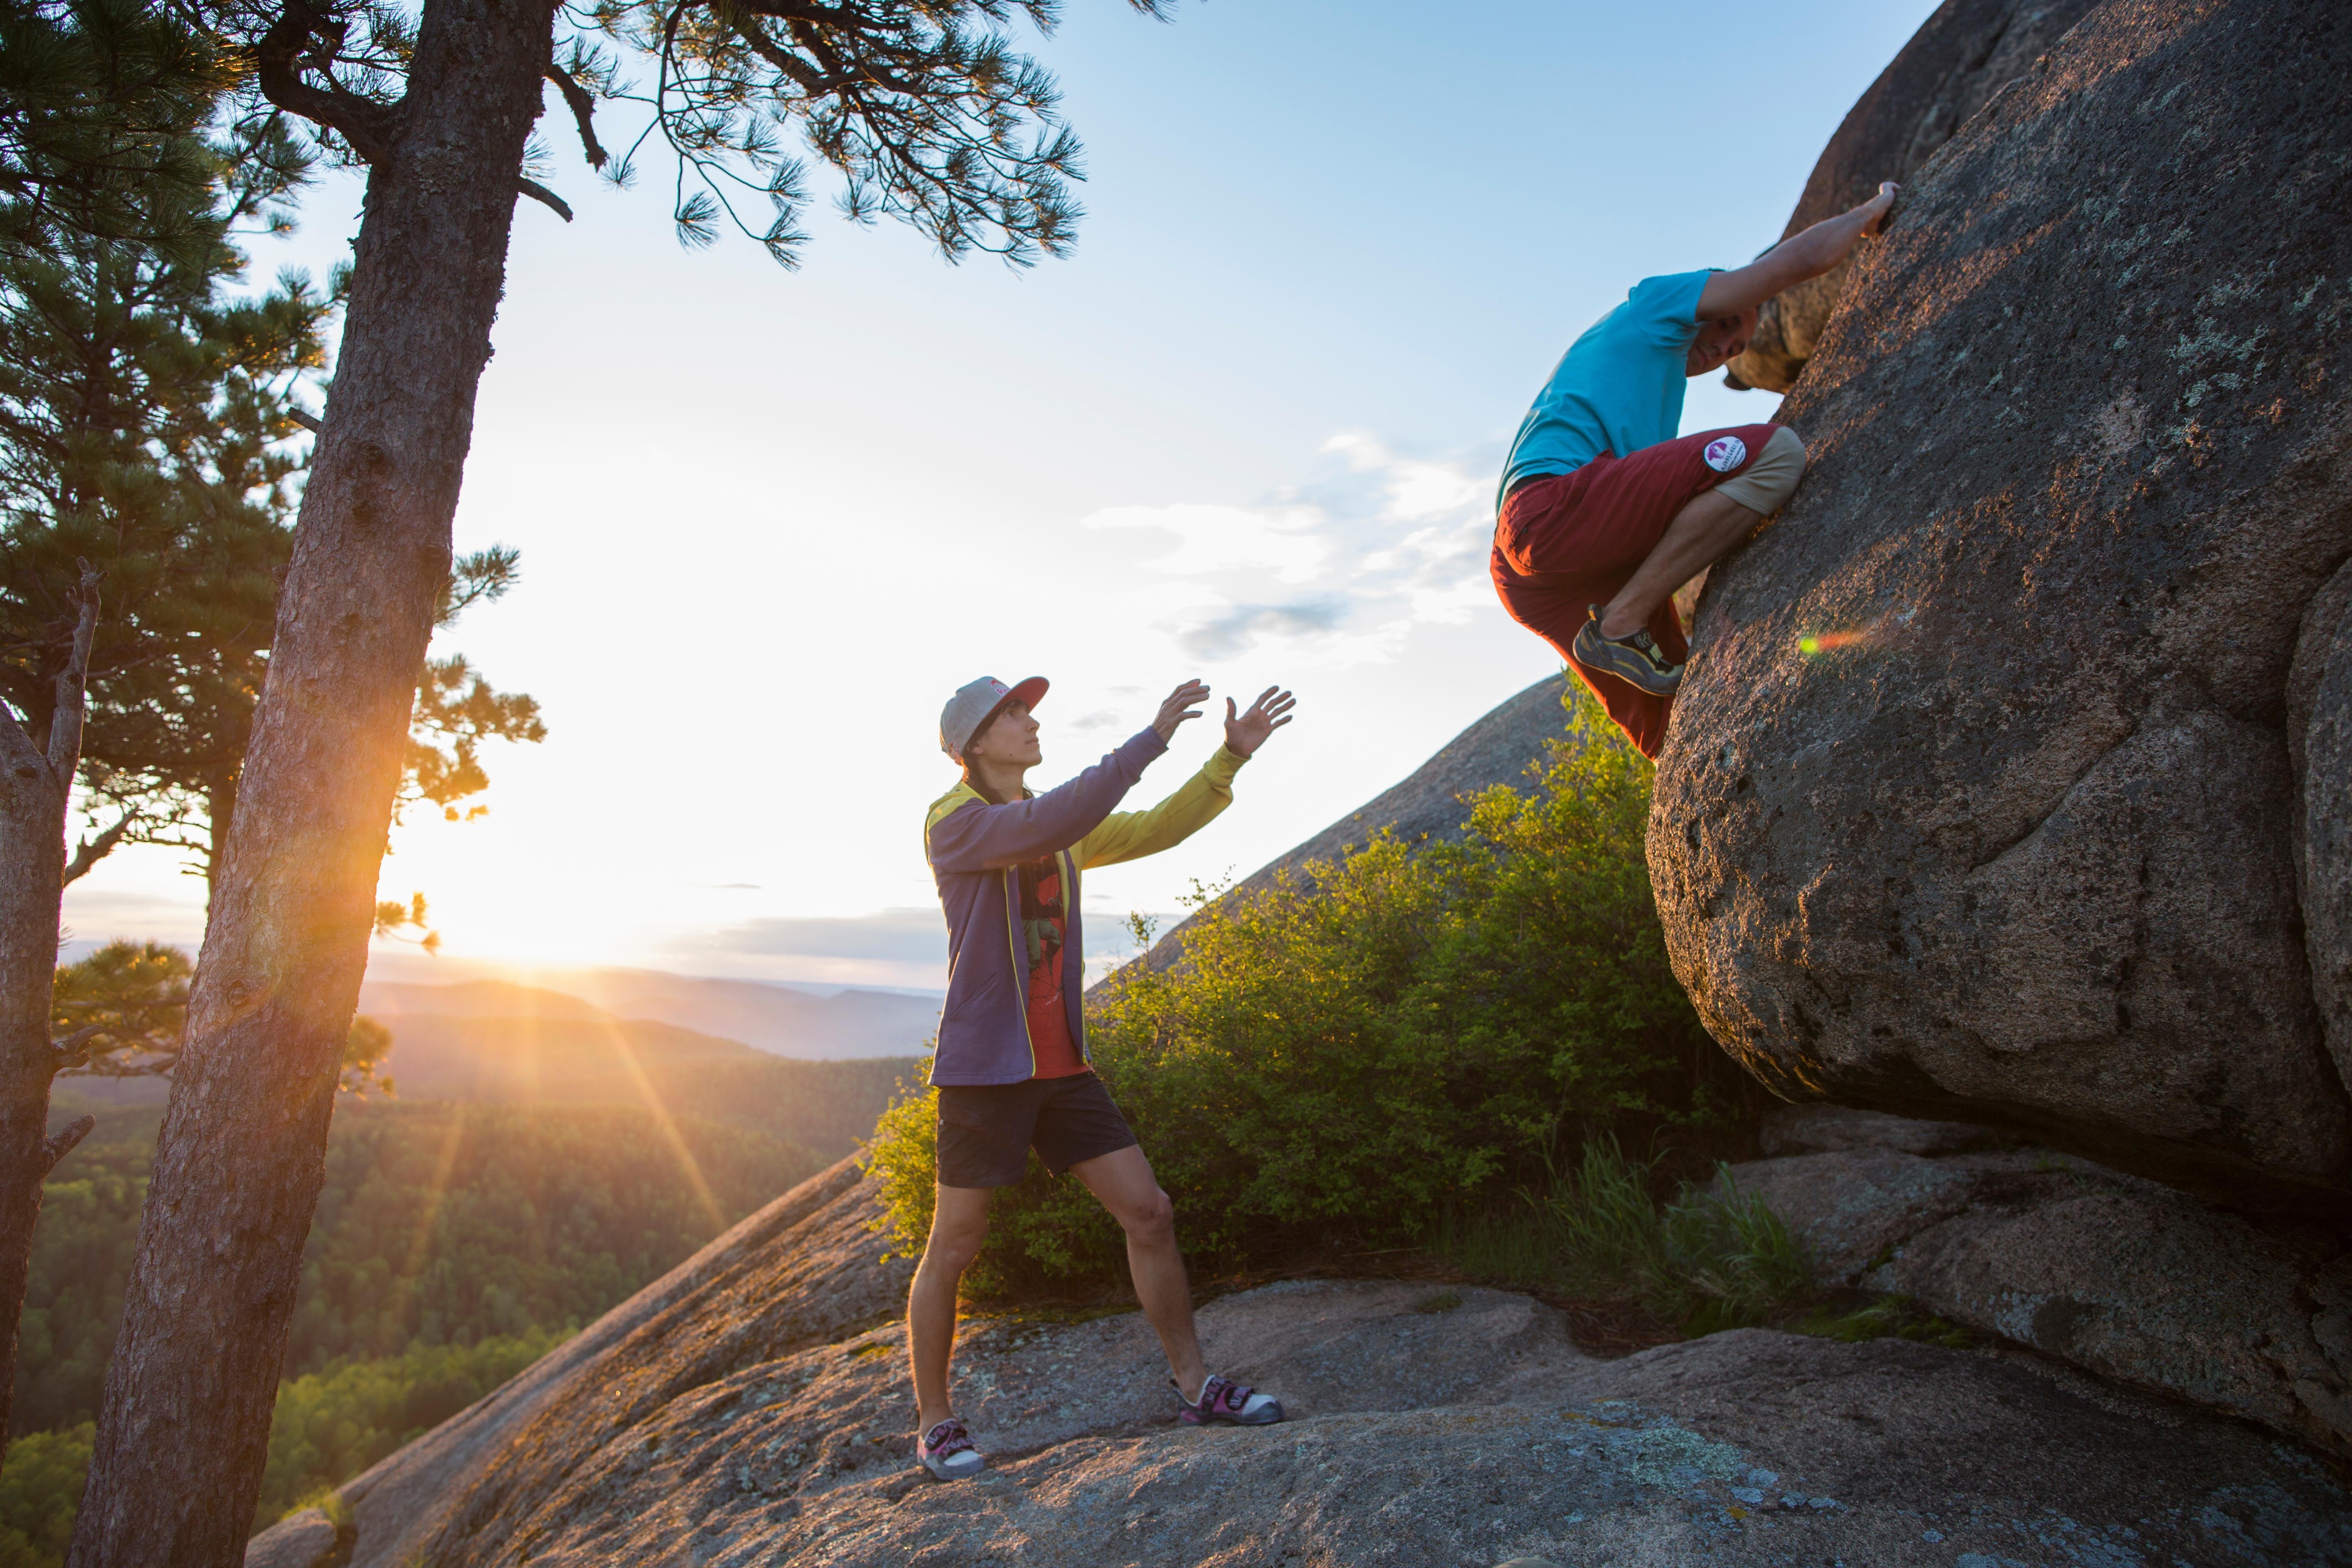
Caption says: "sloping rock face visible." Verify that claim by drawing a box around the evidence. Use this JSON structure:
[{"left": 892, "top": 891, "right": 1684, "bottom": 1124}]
[
  {"left": 248, "top": 1154, "right": 2352, "bottom": 1568},
  {"left": 1125, "top": 673, "right": 1568, "bottom": 976},
  {"left": 1726, "top": 0, "right": 2101, "bottom": 393},
  {"left": 1649, "top": 0, "right": 2352, "bottom": 1206},
  {"left": 1733, "top": 1105, "right": 2352, "bottom": 1457},
  {"left": 2292, "top": 559, "right": 2352, "bottom": 1093},
  {"left": 276, "top": 1157, "right": 915, "bottom": 1568}
]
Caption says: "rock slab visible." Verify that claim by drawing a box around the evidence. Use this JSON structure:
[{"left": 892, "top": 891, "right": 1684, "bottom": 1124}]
[
  {"left": 248, "top": 1156, "right": 2352, "bottom": 1568},
  {"left": 1735, "top": 1104, "right": 2352, "bottom": 1457},
  {"left": 1649, "top": 0, "right": 2352, "bottom": 1205}
]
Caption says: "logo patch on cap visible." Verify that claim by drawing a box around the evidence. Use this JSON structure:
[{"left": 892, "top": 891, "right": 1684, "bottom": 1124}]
[{"left": 1704, "top": 436, "right": 1748, "bottom": 473}]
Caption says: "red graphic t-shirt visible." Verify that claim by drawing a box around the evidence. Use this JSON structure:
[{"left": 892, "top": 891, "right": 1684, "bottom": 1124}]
[{"left": 1024, "top": 860, "right": 1087, "bottom": 1078}]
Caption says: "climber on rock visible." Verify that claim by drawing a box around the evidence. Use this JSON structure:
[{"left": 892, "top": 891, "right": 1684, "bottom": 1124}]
[
  {"left": 909, "top": 673, "right": 1298, "bottom": 1481},
  {"left": 1490, "top": 180, "right": 1900, "bottom": 757}
]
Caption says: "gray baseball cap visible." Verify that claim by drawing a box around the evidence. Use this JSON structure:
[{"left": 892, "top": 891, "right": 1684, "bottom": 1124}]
[{"left": 939, "top": 675, "right": 1047, "bottom": 760}]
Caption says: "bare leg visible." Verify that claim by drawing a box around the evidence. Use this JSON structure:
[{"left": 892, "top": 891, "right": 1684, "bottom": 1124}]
[
  {"left": 1070, "top": 1145, "right": 1210, "bottom": 1397},
  {"left": 1597, "top": 488, "right": 1763, "bottom": 639},
  {"left": 909, "top": 1184, "right": 992, "bottom": 1432}
]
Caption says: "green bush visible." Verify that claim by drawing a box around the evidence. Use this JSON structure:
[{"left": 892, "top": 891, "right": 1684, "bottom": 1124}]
[{"left": 865, "top": 687, "right": 1753, "bottom": 1292}]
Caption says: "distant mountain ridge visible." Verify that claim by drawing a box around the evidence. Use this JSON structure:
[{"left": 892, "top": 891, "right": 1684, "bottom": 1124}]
[
  {"left": 53, "top": 977, "right": 928, "bottom": 1158},
  {"left": 370, "top": 1009, "right": 914, "bottom": 1160},
  {"left": 358, "top": 969, "right": 941, "bottom": 1061}
]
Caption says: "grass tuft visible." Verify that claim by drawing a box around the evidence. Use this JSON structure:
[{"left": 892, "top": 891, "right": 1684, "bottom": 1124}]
[{"left": 1433, "top": 1137, "right": 1811, "bottom": 1334}]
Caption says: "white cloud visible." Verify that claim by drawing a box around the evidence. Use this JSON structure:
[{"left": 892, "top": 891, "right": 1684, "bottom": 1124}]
[
  {"left": 1077, "top": 432, "right": 1500, "bottom": 669},
  {"left": 1174, "top": 598, "right": 1349, "bottom": 660},
  {"left": 1083, "top": 501, "right": 1328, "bottom": 583}
]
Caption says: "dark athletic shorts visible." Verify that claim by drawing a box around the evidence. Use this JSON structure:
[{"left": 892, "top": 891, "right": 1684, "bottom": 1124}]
[
  {"left": 935, "top": 1072, "right": 1140, "bottom": 1189},
  {"left": 1491, "top": 423, "right": 1781, "bottom": 759}
]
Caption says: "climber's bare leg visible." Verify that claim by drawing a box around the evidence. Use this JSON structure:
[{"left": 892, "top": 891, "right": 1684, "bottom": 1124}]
[
  {"left": 909, "top": 1184, "right": 992, "bottom": 1431},
  {"left": 1597, "top": 488, "right": 1764, "bottom": 639},
  {"left": 1071, "top": 1144, "right": 1210, "bottom": 1397}
]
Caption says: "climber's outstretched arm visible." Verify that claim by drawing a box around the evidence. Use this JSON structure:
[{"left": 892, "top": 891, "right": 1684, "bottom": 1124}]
[{"left": 1697, "top": 183, "right": 1900, "bottom": 321}]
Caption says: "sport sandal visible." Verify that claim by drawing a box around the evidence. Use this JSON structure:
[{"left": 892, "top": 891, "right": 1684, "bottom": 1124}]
[
  {"left": 915, "top": 1415, "right": 984, "bottom": 1480},
  {"left": 1176, "top": 1374, "right": 1285, "bottom": 1426},
  {"left": 1571, "top": 604, "right": 1683, "bottom": 696}
]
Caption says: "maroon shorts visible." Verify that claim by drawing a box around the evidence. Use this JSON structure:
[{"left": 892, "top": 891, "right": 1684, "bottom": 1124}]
[{"left": 1491, "top": 423, "right": 1782, "bottom": 758}]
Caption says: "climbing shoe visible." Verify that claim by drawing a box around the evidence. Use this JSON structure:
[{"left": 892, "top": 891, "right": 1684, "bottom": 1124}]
[
  {"left": 915, "top": 1415, "right": 984, "bottom": 1481},
  {"left": 1571, "top": 604, "right": 1682, "bottom": 696},
  {"left": 1175, "top": 1374, "right": 1285, "bottom": 1426}
]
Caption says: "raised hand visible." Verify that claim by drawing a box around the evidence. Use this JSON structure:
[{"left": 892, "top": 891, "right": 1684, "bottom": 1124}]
[
  {"left": 1151, "top": 679, "right": 1211, "bottom": 743},
  {"left": 1859, "top": 180, "right": 1900, "bottom": 236},
  {"left": 1223, "top": 686, "right": 1297, "bottom": 757}
]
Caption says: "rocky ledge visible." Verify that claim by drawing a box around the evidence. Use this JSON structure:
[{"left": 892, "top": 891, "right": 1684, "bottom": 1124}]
[
  {"left": 1732, "top": 1105, "right": 2352, "bottom": 1459},
  {"left": 250, "top": 1154, "right": 2352, "bottom": 1568}
]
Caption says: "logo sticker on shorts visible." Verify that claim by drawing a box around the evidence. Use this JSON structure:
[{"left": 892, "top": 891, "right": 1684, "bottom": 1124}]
[{"left": 1704, "top": 436, "right": 1748, "bottom": 473}]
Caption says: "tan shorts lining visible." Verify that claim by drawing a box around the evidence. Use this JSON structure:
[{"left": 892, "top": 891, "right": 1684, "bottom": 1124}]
[{"left": 1713, "top": 425, "right": 1806, "bottom": 516}]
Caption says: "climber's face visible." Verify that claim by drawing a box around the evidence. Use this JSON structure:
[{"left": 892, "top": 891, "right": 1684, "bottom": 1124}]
[{"left": 1687, "top": 305, "right": 1758, "bottom": 376}]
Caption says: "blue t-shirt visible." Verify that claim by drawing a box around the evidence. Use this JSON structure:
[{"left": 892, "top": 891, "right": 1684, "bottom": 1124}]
[{"left": 1496, "top": 270, "right": 1710, "bottom": 509}]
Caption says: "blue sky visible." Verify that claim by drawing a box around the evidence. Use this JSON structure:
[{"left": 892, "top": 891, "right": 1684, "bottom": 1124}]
[{"left": 64, "top": 0, "right": 1939, "bottom": 990}]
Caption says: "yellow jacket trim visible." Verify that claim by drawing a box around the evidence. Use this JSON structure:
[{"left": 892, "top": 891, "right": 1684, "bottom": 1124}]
[{"left": 1073, "top": 745, "right": 1247, "bottom": 869}]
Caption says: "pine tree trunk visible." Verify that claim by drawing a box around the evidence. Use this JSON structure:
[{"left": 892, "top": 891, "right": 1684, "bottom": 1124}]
[
  {"left": 203, "top": 771, "right": 234, "bottom": 902},
  {"left": 64, "top": 0, "right": 555, "bottom": 1557},
  {"left": 0, "top": 757, "right": 69, "bottom": 1466}
]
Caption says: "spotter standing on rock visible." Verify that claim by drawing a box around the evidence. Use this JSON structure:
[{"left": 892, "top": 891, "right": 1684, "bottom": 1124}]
[
  {"left": 1490, "top": 181, "right": 1900, "bottom": 755},
  {"left": 910, "top": 674, "right": 1297, "bottom": 1481}
]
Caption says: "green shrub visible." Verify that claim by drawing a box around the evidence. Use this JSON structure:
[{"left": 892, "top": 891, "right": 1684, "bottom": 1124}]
[
  {"left": 865, "top": 686, "right": 1753, "bottom": 1292},
  {"left": 864, "top": 1080, "right": 941, "bottom": 1265}
]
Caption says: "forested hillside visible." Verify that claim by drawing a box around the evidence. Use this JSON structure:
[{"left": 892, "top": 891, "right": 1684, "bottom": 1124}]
[
  {"left": 372, "top": 1011, "right": 915, "bottom": 1157},
  {"left": 16, "top": 1103, "right": 811, "bottom": 1439},
  {"left": 1, "top": 1029, "right": 918, "bottom": 1558}
]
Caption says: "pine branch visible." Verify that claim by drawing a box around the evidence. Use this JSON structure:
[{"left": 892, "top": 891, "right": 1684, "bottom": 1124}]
[
  {"left": 49, "top": 1024, "right": 109, "bottom": 1069},
  {"left": 254, "top": 0, "right": 404, "bottom": 164},
  {"left": 546, "top": 62, "right": 608, "bottom": 168},
  {"left": 517, "top": 177, "right": 574, "bottom": 220},
  {"left": 40, "top": 1116, "right": 94, "bottom": 1176},
  {"left": 63, "top": 811, "right": 138, "bottom": 886}
]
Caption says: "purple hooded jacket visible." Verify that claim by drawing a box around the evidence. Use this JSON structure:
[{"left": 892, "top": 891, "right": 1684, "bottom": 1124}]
[{"left": 922, "top": 728, "right": 1247, "bottom": 1086}]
